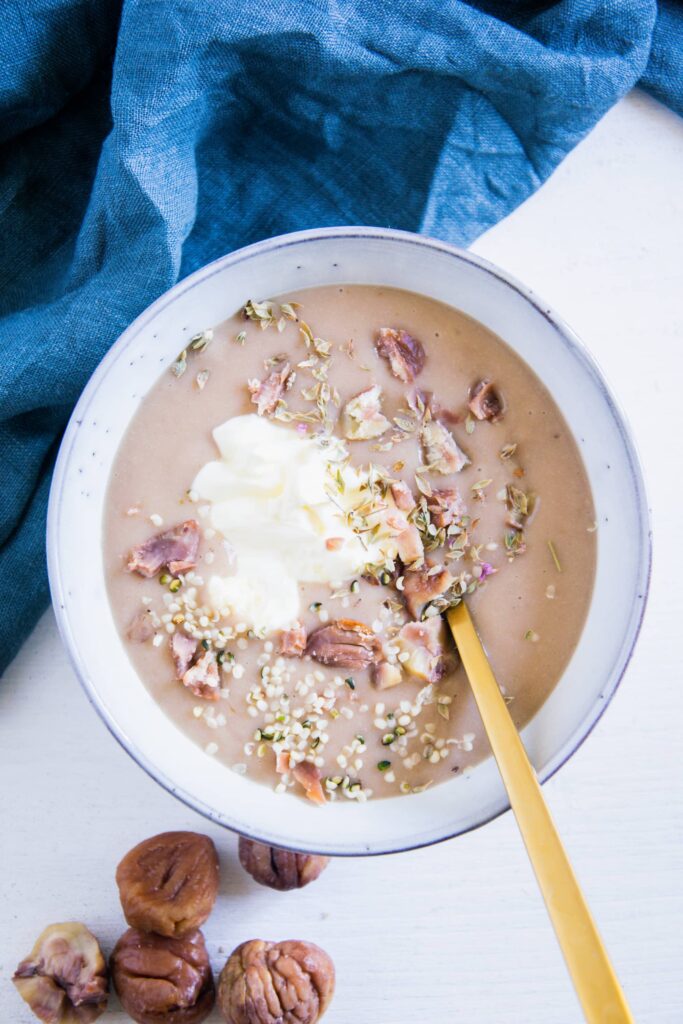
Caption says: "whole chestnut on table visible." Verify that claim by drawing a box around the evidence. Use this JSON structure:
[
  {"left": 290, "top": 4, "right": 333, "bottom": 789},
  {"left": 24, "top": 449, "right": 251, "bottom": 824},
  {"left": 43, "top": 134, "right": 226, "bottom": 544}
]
[
  {"left": 110, "top": 927, "right": 215, "bottom": 1024},
  {"left": 116, "top": 831, "right": 219, "bottom": 937},
  {"left": 13, "top": 921, "right": 108, "bottom": 1023},
  {"left": 217, "top": 939, "right": 335, "bottom": 1024},
  {"left": 238, "top": 837, "right": 329, "bottom": 891}
]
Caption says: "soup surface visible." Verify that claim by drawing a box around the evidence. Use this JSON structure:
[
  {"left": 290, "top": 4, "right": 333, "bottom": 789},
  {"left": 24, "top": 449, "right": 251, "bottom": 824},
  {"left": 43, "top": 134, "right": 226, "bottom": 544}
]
[{"left": 104, "top": 285, "right": 596, "bottom": 804}]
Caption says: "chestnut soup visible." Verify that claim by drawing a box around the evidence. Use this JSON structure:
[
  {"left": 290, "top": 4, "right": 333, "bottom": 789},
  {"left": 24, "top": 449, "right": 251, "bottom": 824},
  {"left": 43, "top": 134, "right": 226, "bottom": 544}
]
[{"left": 104, "top": 285, "right": 596, "bottom": 804}]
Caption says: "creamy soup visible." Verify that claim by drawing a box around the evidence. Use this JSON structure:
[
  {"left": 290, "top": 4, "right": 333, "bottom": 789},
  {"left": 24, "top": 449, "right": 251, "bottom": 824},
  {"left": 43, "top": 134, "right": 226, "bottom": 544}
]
[{"left": 104, "top": 286, "right": 596, "bottom": 804}]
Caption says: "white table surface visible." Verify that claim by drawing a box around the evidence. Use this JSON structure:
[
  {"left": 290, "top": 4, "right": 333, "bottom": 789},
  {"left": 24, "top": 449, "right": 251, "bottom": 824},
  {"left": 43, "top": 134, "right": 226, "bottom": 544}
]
[{"left": 1, "top": 89, "right": 682, "bottom": 1023}]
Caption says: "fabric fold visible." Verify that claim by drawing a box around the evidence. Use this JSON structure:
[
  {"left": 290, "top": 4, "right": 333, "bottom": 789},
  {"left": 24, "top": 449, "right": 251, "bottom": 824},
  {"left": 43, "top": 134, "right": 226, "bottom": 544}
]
[{"left": 0, "top": 0, "right": 680, "bottom": 673}]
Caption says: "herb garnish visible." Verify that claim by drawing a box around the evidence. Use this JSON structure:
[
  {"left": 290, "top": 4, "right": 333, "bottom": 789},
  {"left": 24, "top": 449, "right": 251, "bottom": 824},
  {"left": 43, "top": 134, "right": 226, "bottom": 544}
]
[
  {"left": 170, "top": 329, "right": 213, "bottom": 379},
  {"left": 547, "top": 540, "right": 563, "bottom": 572}
]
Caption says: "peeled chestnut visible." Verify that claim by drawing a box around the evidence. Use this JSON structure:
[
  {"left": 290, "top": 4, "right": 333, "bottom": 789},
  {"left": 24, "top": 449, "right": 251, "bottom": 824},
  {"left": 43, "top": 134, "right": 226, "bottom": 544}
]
[
  {"left": 110, "top": 927, "right": 215, "bottom": 1024},
  {"left": 217, "top": 939, "right": 335, "bottom": 1024},
  {"left": 116, "top": 831, "right": 219, "bottom": 937},
  {"left": 13, "top": 922, "right": 108, "bottom": 1023},
  {"left": 238, "top": 837, "right": 329, "bottom": 891}
]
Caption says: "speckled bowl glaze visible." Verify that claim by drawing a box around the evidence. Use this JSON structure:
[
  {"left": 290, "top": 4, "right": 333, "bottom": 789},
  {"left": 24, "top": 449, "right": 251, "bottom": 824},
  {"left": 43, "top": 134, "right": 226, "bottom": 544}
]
[{"left": 47, "top": 227, "right": 651, "bottom": 856}]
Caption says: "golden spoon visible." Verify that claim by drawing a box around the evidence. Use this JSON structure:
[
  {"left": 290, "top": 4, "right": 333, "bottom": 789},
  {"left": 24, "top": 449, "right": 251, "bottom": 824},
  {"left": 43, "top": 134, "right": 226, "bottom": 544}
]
[{"left": 447, "top": 601, "right": 634, "bottom": 1024}]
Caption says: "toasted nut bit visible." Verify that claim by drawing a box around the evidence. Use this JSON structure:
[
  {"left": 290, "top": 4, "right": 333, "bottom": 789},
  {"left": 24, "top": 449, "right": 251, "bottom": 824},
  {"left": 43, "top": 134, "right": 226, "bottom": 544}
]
[
  {"left": 468, "top": 378, "right": 504, "bottom": 422},
  {"left": 171, "top": 632, "right": 199, "bottom": 678},
  {"left": 182, "top": 650, "right": 220, "bottom": 701},
  {"left": 390, "top": 480, "right": 416, "bottom": 513},
  {"left": 278, "top": 624, "right": 307, "bottom": 658},
  {"left": 305, "top": 619, "right": 382, "bottom": 671},
  {"left": 393, "top": 520, "right": 424, "bottom": 565},
  {"left": 127, "top": 609, "right": 156, "bottom": 643},
  {"left": 238, "top": 838, "right": 329, "bottom": 891},
  {"left": 402, "top": 564, "right": 453, "bottom": 620},
  {"left": 373, "top": 661, "right": 403, "bottom": 690},
  {"left": 292, "top": 762, "right": 327, "bottom": 806},
  {"left": 426, "top": 488, "right": 465, "bottom": 528},
  {"left": 116, "top": 832, "right": 219, "bottom": 938},
  {"left": 127, "top": 520, "right": 200, "bottom": 578},
  {"left": 13, "top": 922, "right": 108, "bottom": 1024},
  {"left": 421, "top": 419, "right": 469, "bottom": 474},
  {"left": 375, "top": 327, "right": 426, "bottom": 383},
  {"left": 397, "top": 617, "right": 448, "bottom": 683},
  {"left": 111, "top": 928, "right": 215, "bottom": 1024},
  {"left": 341, "top": 384, "right": 390, "bottom": 440},
  {"left": 217, "top": 939, "right": 335, "bottom": 1024},
  {"left": 248, "top": 363, "right": 292, "bottom": 416}
]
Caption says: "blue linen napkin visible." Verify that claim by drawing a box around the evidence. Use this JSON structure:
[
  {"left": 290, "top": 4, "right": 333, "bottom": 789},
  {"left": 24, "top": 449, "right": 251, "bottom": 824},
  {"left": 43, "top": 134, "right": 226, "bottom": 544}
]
[{"left": 0, "top": 0, "right": 680, "bottom": 674}]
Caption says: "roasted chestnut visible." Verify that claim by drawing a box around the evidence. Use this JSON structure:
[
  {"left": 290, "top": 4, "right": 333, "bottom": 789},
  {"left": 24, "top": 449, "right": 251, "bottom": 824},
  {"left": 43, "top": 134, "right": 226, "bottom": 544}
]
[
  {"left": 217, "top": 939, "right": 334, "bottom": 1024},
  {"left": 238, "top": 838, "right": 329, "bottom": 891},
  {"left": 116, "top": 831, "right": 219, "bottom": 938},
  {"left": 110, "top": 927, "right": 215, "bottom": 1024},
  {"left": 13, "top": 922, "right": 108, "bottom": 1023}
]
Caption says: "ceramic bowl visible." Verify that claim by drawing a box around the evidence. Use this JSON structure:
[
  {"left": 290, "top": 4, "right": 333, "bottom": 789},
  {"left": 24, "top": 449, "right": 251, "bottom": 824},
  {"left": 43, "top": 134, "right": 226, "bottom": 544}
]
[{"left": 47, "top": 227, "right": 651, "bottom": 855}]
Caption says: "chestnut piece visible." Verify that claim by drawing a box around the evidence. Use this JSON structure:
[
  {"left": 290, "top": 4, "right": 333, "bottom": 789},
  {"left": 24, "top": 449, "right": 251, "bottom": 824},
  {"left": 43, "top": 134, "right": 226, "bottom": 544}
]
[
  {"left": 238, "top": 838, "right": 329, "bottom": 891},
  {"left": 13, "top": 922, "right": 108, "bottom": 1024},
  {"left": 468, "top": 378, "right": 504, "bottom": 422},
  {"left": 305, "top": 619, "right": 382, "bottom": 671},
  {"left": 111, "top": 928, "right": 215, "bottom": 1024},
  {"left": 116, "top": 832, "right": 219, "bottom": 938},
  {"left": 217, "top": 939, "right": 334, "bottom": 1024}
]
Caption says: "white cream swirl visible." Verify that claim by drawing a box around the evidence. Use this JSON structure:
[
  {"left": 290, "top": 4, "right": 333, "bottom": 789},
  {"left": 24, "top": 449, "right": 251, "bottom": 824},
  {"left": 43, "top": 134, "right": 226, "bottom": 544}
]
[{"left": 192, "top": 414, "right": 388, "bottom": 633}]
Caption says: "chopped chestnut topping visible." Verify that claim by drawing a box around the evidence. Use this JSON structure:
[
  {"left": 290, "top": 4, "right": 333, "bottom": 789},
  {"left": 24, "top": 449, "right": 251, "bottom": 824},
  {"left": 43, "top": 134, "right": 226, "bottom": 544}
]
[
  {"left": 116, "top": 832, "right": 219, "bottom": 938},
  {"left": 292, "top": 762, "right": 327, "bottom": 806},
  {"left": 182, "top": 650, "right": 220, "bottom": 701},
  {"left": 402, "top": 564, "right": 453, "bottom": 620},
  {"left": 390, "top": 480, "right": 416, "bottom": 513},
  {"left": 468, "top": 378, "right": 504, "bottom": 422},
  {"left": 427, "top": 488, "right": 465, "bottom": 528},
  {"left": 248, "top": 362, "right": 293, "bottom": 416},
  {"left": 306, "top": 619, "right": 382, "bottom": 670},
  {"left": 127, "top": 520, "right": 200, "bottom": 578},
  {"left": 238, "top": 837, "right": 329, "bottom": 891},
  {"left": 341, "top": 384, "right": 390, "bottom": 440},
  {"left": 279, "top": 624, "right": 307, "bottom": 658},
  {"left": 376, "top": 327, "right": 426, "bottom": 383},
  {"left": 171, "top": 632, "right": 199, "bottom": 678},
  {"left": 396, "top": 617, "right": 448, "bottom": 682},
  {"left": 13, "top": 922, "right": 108, "bottom": 1024},
  {"left": 110, "top": 928, "right": 215, "bottom": 1024},
  {"left": 384, "top": 503, "right": 424, "bottom": 567},
  {"left": 217, "top": 939, "right": 335, "bottom": 1024},
  {"left": 421, "top": 419, "right": 469, "bottom": 474},
  {"left": 127, "top": 610, "right": 155, "bottom": 644},
  {"left": 392, "top": 520, "right": 424, "bottom": 566},
  {"left": 373, "top": 661, "right": 403, "bottom": 690}
]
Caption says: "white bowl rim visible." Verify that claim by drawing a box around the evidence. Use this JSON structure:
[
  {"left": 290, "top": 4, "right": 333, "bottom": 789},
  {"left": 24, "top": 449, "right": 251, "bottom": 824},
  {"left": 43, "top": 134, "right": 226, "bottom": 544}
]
[{"left": 47, "top": 226, "right": 652, "bottom": 856}]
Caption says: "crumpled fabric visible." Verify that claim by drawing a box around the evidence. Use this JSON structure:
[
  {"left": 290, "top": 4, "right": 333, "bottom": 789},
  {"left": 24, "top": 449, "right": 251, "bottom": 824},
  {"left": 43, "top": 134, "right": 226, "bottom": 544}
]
[{"left": 0, "top": 0, "right": 680, "bottom": 674}]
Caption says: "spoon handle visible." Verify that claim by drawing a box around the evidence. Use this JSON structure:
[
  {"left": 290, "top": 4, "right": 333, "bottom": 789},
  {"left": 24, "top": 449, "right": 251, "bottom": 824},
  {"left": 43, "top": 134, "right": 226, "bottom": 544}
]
[{"left": 447, "top": 602, "right": 634, "bottom": 1024}]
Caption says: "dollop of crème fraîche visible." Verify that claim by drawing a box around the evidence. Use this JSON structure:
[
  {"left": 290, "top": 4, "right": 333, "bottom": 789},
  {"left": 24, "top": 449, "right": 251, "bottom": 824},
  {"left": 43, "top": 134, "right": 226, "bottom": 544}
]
[{"left": 192, "top": 413, "right": 406, "bottom": 633}]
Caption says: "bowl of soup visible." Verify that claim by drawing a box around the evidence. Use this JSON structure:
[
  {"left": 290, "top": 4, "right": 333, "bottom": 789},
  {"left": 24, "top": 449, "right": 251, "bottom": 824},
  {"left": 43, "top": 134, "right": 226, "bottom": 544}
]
[{"left": 47, "top": 227, "right": 651, "bottom": 855}]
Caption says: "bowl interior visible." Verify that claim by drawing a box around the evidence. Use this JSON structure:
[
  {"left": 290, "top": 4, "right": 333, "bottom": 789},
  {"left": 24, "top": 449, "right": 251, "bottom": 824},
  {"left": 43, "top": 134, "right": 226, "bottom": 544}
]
[{"left": 48, "top": 228, "right": 650, "bottom": 855}]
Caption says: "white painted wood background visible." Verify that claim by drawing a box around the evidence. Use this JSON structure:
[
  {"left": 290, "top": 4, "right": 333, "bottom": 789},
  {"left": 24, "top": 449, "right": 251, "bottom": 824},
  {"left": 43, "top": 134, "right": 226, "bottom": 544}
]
[{"left": 1, "top": 90, "right": 681, "bottom": 1023}]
